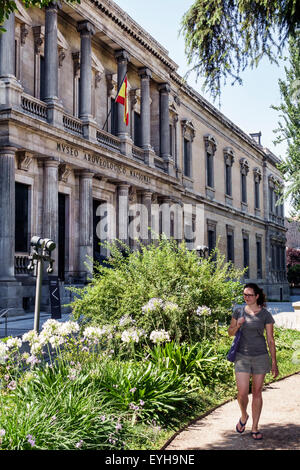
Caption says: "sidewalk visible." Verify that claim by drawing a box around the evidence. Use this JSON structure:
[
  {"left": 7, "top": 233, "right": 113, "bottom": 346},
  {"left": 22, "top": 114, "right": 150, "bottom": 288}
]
[
  {"left": 165, "top": 373, "right": 300, "bottom": 450},
  {"left": 0, "top": 311, "right": 71, "bottom": 338}
]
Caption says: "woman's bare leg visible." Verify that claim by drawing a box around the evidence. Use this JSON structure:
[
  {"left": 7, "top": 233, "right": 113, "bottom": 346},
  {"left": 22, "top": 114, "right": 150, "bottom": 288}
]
[
  {"left": 235, "top": 372, "right": 250, "bottom": 430},
  {"left": 251, "top": 374, "right": 265, "bottom": 437}
]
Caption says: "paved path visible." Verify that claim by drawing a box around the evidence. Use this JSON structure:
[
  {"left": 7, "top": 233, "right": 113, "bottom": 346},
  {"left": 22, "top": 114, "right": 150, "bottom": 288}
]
[{"left": 165, "top": 373, "right": 300, "bottom": 450}]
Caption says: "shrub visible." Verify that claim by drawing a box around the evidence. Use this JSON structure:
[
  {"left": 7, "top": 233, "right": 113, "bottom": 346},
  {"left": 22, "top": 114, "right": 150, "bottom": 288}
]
[{"left": 69, "top": 237, "right": 244, "bottom": 342}]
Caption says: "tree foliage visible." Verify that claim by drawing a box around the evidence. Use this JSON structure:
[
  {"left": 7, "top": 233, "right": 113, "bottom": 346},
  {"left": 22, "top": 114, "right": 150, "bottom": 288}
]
[
  {"left": 181, "top": 0, "right": 300, "bottom": 101},
  {"left": 272, "top": 32, "right": 300, "bottom": 216},
  {"left": 0, "top": 0, "right": 79, "bottom": 26}
]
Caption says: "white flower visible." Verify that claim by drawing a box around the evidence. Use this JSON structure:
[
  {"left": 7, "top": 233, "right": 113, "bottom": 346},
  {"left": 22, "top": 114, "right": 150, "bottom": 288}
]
[
  {"left": 49, "top": 335, "right": 65, "bottom": 349},
  {"left": 149, "top": 329, "right": 170, "bottom": 344},
  {"left": 0, "top": 342, "right": 8, "bottom": 363},
  {"left": 196, "top": 305, "right": 212, "bottom": 317},
  {"left": 142, "top": 298, "right": 164, "bottom": 314},
  {"left": 121, "top": 328, "right": 143, "bottom": 344},
  {"left": 6, "top": 337, "right": 22, "bottom": 349},
  {"left": 83, "top": 326, "right": 107, "bottom": 341},
  {"left": 42, "top": 319, "right": 61, "bottom": 334},
  {"left": 22, "top": 330, "right": 39, "bottom": 345},
  {"left": 119, "top": 315, "right": 135, "bottom": 326},
  {"left": 30, "top": 342, "right": 43, "bottom": 355},
  {"left": 58, "top": 321, "right": 80, "bottom": 336},
  {"left": 26, "top": 355, "right": 41, "bottom": 366}
]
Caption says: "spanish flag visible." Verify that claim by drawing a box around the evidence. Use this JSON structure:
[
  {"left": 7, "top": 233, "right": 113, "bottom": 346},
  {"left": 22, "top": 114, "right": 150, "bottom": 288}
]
[{"left": 115, "top": 75, "right": 129, "bottom": 126}]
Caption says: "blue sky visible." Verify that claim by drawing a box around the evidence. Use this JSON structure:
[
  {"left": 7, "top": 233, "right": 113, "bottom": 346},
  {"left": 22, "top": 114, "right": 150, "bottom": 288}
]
[{"left": 114, "top": 0, "right": 291, "bottom": 213}]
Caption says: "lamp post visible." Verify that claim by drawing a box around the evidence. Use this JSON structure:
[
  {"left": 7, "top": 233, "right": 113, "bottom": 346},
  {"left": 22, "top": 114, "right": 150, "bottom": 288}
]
[
  {"left": 196, "top": 245, "right": 209, "bottom": 259},
  {"left": 27, "top": 236, "right": 56, "bottom": 332}
]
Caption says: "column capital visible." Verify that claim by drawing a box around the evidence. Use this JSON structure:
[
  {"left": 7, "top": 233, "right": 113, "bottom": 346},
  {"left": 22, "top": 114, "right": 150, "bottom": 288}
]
[
  {"left": 115, "top": 49, "right": 130, "bottom": 64},
  {"left": 46, "top": 1, "right": 62, "bottom": 11},
  {"left": 158, "top": 82, "right": 171, "bottom": 94},
  {"left": 138, "top": 67, "right": 152, "bottom": 80},
  {"left": 0, "top": 146, "right": 17, "bottom": 156},
  {"left": 77, "top": 20, "right": 95, "bottom": 36},
  {"left": 43, "top": 157, "right": 60, "bottom": 168},
  {"left": 75, "top": 169, "right": 94, "bottom": 179}
]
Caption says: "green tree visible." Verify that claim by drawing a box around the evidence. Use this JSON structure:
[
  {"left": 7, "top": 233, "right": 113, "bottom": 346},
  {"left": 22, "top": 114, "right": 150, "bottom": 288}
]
[
  {"left": 272, "top": 32, "right": 300, "bottom": 216},
  {"left": 181, "top": 0, "right": 300, "bottom": 101},
  {"left": 0, "top": 0, "right": 79, "bottom": 26}
]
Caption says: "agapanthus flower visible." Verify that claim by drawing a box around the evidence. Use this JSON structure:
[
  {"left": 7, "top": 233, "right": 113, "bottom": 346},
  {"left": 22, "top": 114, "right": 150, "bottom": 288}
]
[
  {"left": 6, "top": 337, "right": 22, "bottom": 349},
  {"left": 149, "top": 329, "right": 170, "bottom": 344},
  {"left": 121, "top": 328, "right": 144, "bottom": 343},
  {"left": 196, "top": 306, "right": 212, "bottom": 316},
  {"left": 142, "top": 298, "right": 164, "bottom": 314}
]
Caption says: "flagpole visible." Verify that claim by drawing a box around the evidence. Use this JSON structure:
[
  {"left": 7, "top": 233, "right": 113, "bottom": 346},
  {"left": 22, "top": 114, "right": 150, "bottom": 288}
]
[{"left": 102, "top": 71, "right": 127, "bottom": 131}]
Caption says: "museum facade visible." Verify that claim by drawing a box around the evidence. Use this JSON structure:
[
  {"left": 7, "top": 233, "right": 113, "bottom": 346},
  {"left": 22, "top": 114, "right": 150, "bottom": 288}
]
[{"left": 0, "top": 0, "right": 289, "bottom": 313}]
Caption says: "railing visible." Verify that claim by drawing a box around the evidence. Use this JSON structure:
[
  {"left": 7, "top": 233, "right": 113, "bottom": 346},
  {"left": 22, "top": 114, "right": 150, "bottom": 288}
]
[
  {"left": 21, "top": 94, "right": 47, "bottom": 121},
  {"left": 0, "top": 309, "right": 14, "bottom": 338},
  {"left": 63, "top": 113, "right": 84, "bottom": 136},
  {"left": 15, "top": 254, "right": 29, "bottom": 275},
  {"left": 132, "top": 145, "right": 145, "bottom": 162},
  {"left": 96, "top": 129, "right": 121, "bottom": 152}
]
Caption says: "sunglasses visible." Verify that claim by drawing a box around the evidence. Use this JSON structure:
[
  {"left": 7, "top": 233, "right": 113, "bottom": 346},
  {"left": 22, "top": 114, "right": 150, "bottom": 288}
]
[{"left": 243, "top": 293, "right": 255, "bottom": 297}]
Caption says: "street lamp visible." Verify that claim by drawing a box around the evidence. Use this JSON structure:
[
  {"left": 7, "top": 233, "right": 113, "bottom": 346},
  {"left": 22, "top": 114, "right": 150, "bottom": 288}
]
[
  {"left": 27, "top": 237, "right": 56, "bottom": 332},
  {"left": 196, "top": 245, "right": 209, "bottom": 259}
]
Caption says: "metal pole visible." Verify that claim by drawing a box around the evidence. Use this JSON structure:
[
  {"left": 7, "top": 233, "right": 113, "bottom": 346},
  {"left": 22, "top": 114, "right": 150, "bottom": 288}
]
[{"left": 33, "top": 257, "right": 43, "bottom": 333}]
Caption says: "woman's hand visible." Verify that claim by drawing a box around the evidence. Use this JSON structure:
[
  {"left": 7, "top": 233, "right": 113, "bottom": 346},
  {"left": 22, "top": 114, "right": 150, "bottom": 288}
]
[
  {"left": 271, "top": 362, "right": 279, "bottom": 378},
  {"left": 237, "top": 317, "right": 245, "bottom": 328}
]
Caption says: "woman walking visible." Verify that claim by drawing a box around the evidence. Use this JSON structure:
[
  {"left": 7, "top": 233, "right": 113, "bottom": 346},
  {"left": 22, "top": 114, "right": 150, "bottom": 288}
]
[{"left": 228, "top": 283, "right": 279, "bottom": 440}]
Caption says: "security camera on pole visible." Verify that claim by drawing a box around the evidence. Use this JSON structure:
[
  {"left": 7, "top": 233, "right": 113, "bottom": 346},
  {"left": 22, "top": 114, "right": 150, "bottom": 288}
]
[{"left": 27, "top": 236, "right": 56, "bottom": 332}]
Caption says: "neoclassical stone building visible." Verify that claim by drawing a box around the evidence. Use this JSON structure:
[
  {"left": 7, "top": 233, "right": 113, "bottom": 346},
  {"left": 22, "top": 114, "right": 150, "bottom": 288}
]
[{"left": 0, "top": 0, "right": 289, "bottom": 313}]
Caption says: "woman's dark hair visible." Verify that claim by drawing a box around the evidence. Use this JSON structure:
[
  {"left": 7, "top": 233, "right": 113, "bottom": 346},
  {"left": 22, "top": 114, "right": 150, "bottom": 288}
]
[{"left": 244, "top": 283, "right": 267, "bottom": 307}]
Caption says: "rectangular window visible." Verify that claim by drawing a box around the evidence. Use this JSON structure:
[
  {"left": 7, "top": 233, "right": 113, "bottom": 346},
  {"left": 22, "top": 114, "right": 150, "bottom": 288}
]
[
  {"left": 241, "top": 174, "right": 247, "bottom": 203},
  {"left": 256, "top": 239, "right": 262, "bottom": 278},
  {"left": 40, "top": 55, "right": 45, "bottom": 101},
  {"left": 227, "top": 233, "right": 234, "bottom": 263},
  {"left": 15, "top": 183, "right": 29, "bottom": 253},
  {"left": 183, "top": 138, "right": 191, "bottom": 178},
  {"left": 134, "top": 112, "right": 141, "bottom": 147},
  {"left": 111, "top": 98, "right": 117, "bottom": 136},
  {"left": 243, "top": 235, "right": 249, "bottom": 277},
  {"left": 169, "top": 124, "right": 173, "bottom": 157},
  {"left": 208, "top": 229, "right": 216, "bottom": 255},
  {"left": 255, "top": 181, "right": 260, "bottom": 209},
  {"left": 207, "top": 153, "right": 214, "bottom": 188},
  {"left": 225, "top": 164, "right": 232, "bottom": 196}
]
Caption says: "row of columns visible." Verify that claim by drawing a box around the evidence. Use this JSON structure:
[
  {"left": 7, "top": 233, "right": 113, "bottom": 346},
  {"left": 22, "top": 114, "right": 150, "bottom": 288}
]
[
  {"left": 0, "top": 7, "right": 172, "bottom": 163},
  {"left": 0, "top": 147, "right": 172, "bottom": 282}
]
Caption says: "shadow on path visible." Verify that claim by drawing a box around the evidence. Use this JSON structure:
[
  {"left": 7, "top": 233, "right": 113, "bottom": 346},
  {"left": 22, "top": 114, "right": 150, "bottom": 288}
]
[{"left": 183, "top": 423, "right": 300, "bottom": 450}]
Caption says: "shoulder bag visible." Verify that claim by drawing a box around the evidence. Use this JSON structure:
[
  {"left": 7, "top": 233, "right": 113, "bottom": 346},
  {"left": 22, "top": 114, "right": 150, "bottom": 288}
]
[{"left": 227, "top": 308, "right": 244, "bottom": 362}]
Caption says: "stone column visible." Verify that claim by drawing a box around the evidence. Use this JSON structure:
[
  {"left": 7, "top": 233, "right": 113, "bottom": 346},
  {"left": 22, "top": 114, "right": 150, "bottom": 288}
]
[
  {"left": 78, "top": 171, "right": 94, "bottom": 280},
  {"left": 160, "top": 196, "right": 171, "bottom": 238},
  {"left": 0, "top": 148, "right": 23, "bottom": 313},
  {"left": 43, "top": 158, "right": 59, "bottom": 275},
  {"left": 0, "top": 148, "right": 16, "bottom": 280},
  {"left": 115, "top": 50, "right": 130, "bottom": 137},
  {"left": 0, "top": 12, "right": 23, "bottom": 108},
  {"left": 158, "top": 83, "right": 174, "bottom": 175},
  {"left": 138, "top": 67, "right": 152, "bottom": 150},
  {"left": 140, "top": 190, "right": 152, "bottom": 245},
  {"left": 117, "top": 184, "right": 130, "bottom": 245},
  {"left": 44, "top": 2, "right": 61, "bottom": 103},
  {"left": 77, "top": 20, "right": 95, "bottom": 120},
  {"left": 0, "top": 13, "right": 15, "bottom": 77}
]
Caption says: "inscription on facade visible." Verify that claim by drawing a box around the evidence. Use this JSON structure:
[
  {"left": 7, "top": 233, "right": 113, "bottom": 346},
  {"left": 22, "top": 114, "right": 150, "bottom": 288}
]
[{"left": 56, "top": 140, "right": 151, "bottom": 184}]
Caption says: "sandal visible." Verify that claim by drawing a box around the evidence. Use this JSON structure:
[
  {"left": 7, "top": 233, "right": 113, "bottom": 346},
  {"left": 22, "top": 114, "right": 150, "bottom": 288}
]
[
  {"left": 236, "top": 414, "right": 249, "bottom": 433},
  {"left": 251, "top": 431, "right": 263, "bottom": 440}
]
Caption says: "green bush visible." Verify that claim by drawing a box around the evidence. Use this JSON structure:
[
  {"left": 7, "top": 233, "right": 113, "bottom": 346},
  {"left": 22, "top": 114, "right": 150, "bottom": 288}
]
[
  {"left": 287, "top": 263, "right": 300, "bottom": 286},
  {"left": 69, "top": 237, "right": 245, "bottom": 342}
]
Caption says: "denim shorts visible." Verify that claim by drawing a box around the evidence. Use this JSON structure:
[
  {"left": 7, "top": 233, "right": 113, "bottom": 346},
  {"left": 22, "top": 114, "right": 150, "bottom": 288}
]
[{"left": 234, "top": 352, "right": 271, "bottom": 375}]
